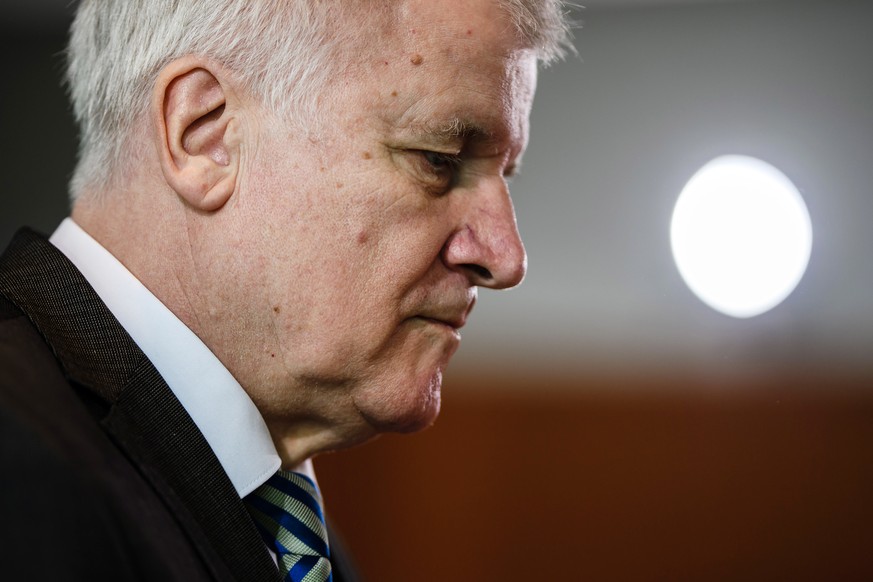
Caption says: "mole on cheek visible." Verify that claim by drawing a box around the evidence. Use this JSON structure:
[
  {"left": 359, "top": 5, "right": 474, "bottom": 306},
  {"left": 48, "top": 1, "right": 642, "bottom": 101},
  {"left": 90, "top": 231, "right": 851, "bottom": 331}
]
[
  {"left": 467, "top": 29, "right": 473, "bottom": 36},
  {"left": 410, "top": 54, "right": 424, "bottom": 66},
  {"left": 391, "top": 90, "right": 398, "bottom": 97},
  {"left": 273, "top": 306, "right": 281, "bottom": 314},
  {"left": 362, "top": 151, "right": 372, "bottom": 160},
  {"left": 357, "top": 231, "right": 369, "bottom": 245}
]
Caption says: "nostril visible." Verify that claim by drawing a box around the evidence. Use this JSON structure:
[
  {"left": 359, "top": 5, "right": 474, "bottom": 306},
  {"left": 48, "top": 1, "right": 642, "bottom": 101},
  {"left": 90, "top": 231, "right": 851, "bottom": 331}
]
[{"left": 463, "top": 264, "right": 492, "bottom": 281}]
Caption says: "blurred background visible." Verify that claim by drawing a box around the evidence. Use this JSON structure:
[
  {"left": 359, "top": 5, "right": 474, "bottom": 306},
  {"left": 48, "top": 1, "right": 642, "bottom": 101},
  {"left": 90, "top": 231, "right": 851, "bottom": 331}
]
[{"left": 3, "top": 0, "right": 872, "bottom": 579}]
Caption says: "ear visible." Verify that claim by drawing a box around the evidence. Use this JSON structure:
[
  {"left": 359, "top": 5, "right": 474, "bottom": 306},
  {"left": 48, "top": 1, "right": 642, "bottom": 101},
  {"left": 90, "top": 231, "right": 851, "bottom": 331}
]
[{"left": 153, "top": 58, "right": 239, "bottom": 211}]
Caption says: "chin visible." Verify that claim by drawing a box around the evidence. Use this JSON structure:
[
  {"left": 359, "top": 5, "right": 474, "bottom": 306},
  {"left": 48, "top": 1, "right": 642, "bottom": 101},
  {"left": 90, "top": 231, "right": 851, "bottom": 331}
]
[
  {"left": 393, "top": 369, "right": 444, "bottom": 433},
  {"left": 354, "top": 367, "right": 445, "bottom": 434},
  {"left": 352, "top": 323, "right": 460, "bottom": 433}
]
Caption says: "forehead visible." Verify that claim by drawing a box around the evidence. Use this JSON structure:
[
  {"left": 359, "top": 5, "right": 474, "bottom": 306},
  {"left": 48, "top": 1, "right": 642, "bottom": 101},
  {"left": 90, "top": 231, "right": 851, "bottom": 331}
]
[
  {"left": 393, "top": 0, "right": 516, "bottom": 44},
  {"left": 346, "top": 0, "right": 538, "bottom": 149}
]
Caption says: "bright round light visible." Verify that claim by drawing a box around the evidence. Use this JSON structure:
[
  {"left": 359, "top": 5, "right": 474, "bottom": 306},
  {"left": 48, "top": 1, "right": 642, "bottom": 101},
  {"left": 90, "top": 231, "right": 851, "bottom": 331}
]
[{"left": 670, "top": 155, "right": 812, "bottom": 318}]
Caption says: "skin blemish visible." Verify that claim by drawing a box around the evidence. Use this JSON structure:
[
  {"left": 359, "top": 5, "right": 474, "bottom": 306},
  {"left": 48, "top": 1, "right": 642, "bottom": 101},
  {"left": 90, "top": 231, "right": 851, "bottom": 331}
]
[
  {"left": 357, "top": 231, "right": 369, "bottom": 245},
  {"left": 273, "top": 306, "right": 281, "bottom": 314},
  {"left": 271, "top": 353, "right": 276, "bottom": 358},
  {"left": 362, "top": 151, "right": 372, "bottom": 160},
  {"left": 391, "top": 90, "right": 398, "bottom": 97},
  {"left": 410, "top": 54, "right": 424, "bottom": 65},
  {"left": 336, "top": 182, "right": 344, "bottom": 189},
  {"left": 467, "top": 29, "right": 473, "bottom": 35}
]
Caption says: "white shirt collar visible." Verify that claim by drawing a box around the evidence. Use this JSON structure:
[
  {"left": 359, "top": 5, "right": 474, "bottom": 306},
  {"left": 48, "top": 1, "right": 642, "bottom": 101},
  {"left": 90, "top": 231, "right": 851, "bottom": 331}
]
[{"left": 49, "top": 218, "right": 283, "bottom": 497}]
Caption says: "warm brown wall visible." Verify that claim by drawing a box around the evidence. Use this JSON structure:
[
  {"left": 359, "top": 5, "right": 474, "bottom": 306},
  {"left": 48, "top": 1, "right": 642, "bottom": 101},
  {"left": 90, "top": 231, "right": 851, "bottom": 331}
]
[{"left": 316, "top": 372, "right": 873, "bottom": 581}]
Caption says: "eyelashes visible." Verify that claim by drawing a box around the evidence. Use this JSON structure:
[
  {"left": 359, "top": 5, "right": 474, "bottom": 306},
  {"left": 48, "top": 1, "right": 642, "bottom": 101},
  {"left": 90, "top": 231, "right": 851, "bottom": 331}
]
[
  {"left": 413, "top": 150, "right": 462, "bottom": 193},
  {"left": 393, "top": 147, "right": 516, "bottom": 195},
  {"left": 421, "top": 150, "right": 462, "bottom": 172}
]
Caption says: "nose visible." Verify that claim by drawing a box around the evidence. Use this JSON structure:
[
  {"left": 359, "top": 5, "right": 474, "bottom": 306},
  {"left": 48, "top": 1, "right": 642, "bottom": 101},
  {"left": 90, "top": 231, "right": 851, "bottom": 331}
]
[{"left": 441, "top": 179, "right": 527, "bottom": 289}]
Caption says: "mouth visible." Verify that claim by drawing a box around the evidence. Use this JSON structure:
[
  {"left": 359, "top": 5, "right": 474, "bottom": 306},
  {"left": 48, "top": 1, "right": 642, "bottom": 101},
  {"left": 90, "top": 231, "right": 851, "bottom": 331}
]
[
  {"left": 407, "top": 288, "right": 477, "bottom": 337},
  {"left": 421, "top": 294, "right": 476, "bottom": 330},
  {"left": 414, "top": 298, "right": 475, "bottom": 334},
  {"left": 418, "top": 315, "right": 464, "bottom": 332}
]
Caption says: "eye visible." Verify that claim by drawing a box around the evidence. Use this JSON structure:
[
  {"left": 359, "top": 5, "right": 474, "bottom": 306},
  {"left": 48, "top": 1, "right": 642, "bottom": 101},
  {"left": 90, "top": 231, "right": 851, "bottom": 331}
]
[
  {"left": 416, "top": 150, "right": 462, "bottom": 193},
  {"left": 422, "top": 151, "right": 461, "bottom": 171}
]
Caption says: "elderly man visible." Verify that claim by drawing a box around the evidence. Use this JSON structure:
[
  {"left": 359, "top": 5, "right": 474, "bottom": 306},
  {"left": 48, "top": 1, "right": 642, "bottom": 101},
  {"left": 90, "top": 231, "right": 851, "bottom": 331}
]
[{"left": 0, "top": 0, "right": 570, "bottom": 580}]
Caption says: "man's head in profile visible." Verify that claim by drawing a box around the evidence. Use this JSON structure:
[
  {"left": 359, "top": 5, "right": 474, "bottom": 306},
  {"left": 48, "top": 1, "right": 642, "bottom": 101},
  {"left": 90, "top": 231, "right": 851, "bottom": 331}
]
[
  {"left": 65, "top": 0, "right": 570, "bottom": 464},
  {"left": 0, "top": 1, "right": 572, "bottom": 578}
]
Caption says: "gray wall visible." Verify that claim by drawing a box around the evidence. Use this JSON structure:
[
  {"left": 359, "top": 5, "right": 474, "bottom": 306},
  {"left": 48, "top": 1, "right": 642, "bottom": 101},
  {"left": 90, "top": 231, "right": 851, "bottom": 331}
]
[
  {"left": 2, "top": 0, "right": 871, "bottom": 380},
  {"left": 456, "top": 0, "right": 873, "bottom": 378}
]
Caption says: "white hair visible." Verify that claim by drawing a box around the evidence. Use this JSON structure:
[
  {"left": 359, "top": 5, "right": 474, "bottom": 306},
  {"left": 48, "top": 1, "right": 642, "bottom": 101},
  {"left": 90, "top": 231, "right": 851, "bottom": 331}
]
[
  {"left": 65, "top": 0, "right": 573, "bottom": 202},
  {"left": 501, "top": 0, "right": 576, "bottom": 66}
]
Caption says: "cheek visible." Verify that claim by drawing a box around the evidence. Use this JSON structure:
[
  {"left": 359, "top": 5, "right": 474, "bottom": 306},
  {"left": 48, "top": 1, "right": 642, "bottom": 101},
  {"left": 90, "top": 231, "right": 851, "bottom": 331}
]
[{"left": 244, "top": 143, "right": 455, "bottom": 362}]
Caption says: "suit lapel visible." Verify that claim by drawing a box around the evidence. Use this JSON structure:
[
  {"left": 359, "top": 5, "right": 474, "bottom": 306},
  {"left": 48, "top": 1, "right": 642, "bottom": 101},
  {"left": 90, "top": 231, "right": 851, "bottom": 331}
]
[
  {"left": 0, "top": 228, "right": 281, "bottom": 582},
  {"left": 107, "top": 357, "right": 282, "bottom": 582},
  {"left": 0, "top": 228, "right": 138, "bottom": 402}
]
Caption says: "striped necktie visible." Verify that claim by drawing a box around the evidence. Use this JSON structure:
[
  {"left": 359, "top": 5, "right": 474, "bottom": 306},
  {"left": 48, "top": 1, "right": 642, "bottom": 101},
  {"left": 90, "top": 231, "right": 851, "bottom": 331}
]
[{"left": 244, "top": 470, "right": 333, "bottom": 582}]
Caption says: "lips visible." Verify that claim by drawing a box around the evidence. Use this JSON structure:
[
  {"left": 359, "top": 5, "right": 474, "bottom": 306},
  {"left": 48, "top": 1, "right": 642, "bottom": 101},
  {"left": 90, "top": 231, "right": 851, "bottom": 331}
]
[
  {"left": 417, "top": 296, "right": 476, "bottom": 331},
  {"left": 420, "top": 314, "right": 465, "bottom": 331}
]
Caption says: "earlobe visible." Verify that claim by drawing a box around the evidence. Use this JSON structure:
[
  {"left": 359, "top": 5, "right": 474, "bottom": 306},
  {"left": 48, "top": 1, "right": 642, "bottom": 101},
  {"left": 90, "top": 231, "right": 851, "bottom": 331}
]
[{"left": 153, "top": 59, "right": 239, "bottom": 211}]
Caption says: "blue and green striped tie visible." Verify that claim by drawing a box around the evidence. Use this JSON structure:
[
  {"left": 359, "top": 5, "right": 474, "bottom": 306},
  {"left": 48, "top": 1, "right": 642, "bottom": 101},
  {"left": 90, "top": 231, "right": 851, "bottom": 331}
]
[{"left": 244, "top": 470, "right": 333, "bottom": 582}]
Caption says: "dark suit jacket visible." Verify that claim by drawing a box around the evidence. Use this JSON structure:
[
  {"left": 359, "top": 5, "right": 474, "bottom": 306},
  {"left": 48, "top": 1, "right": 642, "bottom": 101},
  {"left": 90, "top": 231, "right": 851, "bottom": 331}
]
[{"left": 0, "top": 229, "right": 355, "bottom": 581}]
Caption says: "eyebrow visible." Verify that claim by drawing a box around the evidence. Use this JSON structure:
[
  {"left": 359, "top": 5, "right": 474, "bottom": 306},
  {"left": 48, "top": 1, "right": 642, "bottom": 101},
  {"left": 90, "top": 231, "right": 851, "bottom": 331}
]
[
  {"left": 409, "top": 116, "right": 495, "bottom": 143},
  {"left": 436, "top": 117, "right": 488, "bottom": 139}
]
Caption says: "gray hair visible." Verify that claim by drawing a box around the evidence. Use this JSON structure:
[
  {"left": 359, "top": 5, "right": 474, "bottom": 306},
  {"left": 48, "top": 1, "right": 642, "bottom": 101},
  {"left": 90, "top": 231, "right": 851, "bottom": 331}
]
[{"left": 65, "top": 0, "right": 573, "bottom": 201}]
